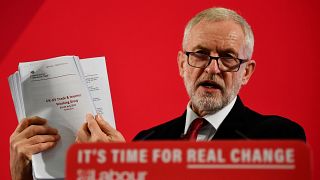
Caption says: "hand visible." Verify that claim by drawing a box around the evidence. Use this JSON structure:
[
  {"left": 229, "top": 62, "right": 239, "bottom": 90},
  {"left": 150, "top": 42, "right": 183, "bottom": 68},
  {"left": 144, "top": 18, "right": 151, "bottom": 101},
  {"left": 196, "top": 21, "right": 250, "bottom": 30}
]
[
  {"left": 76, "top": 113, "right": 126, "bottom": 143},
  {"left": 10, "top": 116, "right": 60, "bottom": 180}
]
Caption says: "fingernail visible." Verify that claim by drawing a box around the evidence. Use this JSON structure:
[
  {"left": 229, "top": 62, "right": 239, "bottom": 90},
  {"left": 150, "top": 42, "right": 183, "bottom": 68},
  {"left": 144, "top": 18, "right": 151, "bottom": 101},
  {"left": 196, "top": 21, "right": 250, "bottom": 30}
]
[
  {"left": 54, "top": 128, "right": 59, "bottom": 133},
  {"left": 56, "top": 134, "right": 61, "bottom": 140},
  {"left": 86, "top": 113, "right": 93, "bottom": 120},
  {"left": 97, "top": 114, "right": 103, "bottom": 120}
]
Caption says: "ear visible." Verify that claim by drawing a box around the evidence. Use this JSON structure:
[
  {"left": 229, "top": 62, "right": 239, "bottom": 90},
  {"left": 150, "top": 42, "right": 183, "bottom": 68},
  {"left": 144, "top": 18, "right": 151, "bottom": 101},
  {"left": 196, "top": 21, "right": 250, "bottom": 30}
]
[
  {"left": 241, "top": 59, "right": 256, "bottom": 85},
  {"left": 177, "top": 51, "right": 186, "bottom": 78}
]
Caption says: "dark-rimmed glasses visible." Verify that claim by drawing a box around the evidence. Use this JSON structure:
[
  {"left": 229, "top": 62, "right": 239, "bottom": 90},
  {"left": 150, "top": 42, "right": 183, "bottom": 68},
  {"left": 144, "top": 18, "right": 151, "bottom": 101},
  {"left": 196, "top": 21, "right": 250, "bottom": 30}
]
[{"left": 185, "top": 51, "right": 249, "bottom": 72}]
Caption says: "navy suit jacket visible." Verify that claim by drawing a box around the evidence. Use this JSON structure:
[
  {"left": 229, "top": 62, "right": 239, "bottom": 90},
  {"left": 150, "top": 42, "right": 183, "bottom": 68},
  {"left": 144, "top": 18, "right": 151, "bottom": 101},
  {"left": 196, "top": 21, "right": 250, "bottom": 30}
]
[{"left": 133, "top": 97, "right": 306, "bottom": 141}]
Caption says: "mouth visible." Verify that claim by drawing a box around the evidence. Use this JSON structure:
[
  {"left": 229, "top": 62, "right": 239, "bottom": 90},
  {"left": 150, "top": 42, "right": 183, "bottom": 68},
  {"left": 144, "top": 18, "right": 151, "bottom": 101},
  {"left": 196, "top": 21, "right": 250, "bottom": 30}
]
[{"left": 197, "top": 80, "right": 223, "bottom": 91}]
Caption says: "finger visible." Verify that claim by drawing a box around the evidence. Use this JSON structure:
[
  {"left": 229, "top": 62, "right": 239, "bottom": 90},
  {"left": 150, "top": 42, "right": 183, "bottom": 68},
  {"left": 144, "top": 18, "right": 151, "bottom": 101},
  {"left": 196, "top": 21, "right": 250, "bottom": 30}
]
[
  {"left": 15, "top": 116, "right": 47, "bottom": 134},
  {"left": 81, "top": 122, "right": 90, "bottom": 135},
  {"left": 19, "top": 125, "right": 58, "bottom": 139},
  {"left": 95, "top": 114, "right": 117, "bottom": 136},
  {"left": 27, "top": 141, "right": 58, "bottom": 155},
  {"left": 76, "top": 122, "right": 90, "bottom": 143},
  {"left": 86, "top": 113, "right": 103, "bottom": 134},
  {"left": 27, "top": 134, "right": 60, "bottom": 145},
  {"left": 11, "top": 136, "right": 59, "bottom": 160}
]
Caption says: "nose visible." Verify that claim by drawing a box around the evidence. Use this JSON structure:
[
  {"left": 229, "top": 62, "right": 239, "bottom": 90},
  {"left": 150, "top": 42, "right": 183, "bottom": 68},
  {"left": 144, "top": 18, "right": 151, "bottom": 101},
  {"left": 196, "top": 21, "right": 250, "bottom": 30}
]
[{"left": 205, "top": 59, "right": 221, "bottom": 74}]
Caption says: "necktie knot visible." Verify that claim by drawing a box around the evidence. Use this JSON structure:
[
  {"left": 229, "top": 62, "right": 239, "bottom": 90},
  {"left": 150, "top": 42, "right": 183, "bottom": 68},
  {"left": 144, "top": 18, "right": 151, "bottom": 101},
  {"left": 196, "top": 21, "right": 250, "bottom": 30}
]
[{"left": 184, "top": 118, "right": 207, "bottom": 140}]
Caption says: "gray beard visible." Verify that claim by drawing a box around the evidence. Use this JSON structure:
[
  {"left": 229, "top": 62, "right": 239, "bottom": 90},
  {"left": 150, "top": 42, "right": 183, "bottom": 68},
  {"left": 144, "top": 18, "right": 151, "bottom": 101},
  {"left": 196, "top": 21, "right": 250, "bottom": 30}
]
[
  {"left": 186, "top": 82, "right": 240, "bottom": 116},
  {"left": 191, "top": 92, "right": 225, "bottom": 115}
]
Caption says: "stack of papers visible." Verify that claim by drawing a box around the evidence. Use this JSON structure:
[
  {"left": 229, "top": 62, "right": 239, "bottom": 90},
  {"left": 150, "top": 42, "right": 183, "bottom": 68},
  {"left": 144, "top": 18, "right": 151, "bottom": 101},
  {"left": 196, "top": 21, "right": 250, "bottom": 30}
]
[{"left": 8, "top": 56, "right": 116, "bottom": 179}]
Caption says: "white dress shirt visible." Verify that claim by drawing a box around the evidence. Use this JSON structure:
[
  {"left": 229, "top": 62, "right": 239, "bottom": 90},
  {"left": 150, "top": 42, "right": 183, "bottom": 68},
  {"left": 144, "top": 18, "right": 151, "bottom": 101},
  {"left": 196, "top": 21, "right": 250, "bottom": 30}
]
[{"left": 184, "top": 97, "right": 237, "bottom": 141}]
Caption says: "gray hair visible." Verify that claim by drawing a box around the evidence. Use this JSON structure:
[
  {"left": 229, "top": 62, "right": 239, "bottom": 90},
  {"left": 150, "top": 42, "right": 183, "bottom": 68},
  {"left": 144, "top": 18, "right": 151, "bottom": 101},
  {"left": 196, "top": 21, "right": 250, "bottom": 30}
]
[{"left": 183, "top": 7, "right": 254, "bottom": 59}]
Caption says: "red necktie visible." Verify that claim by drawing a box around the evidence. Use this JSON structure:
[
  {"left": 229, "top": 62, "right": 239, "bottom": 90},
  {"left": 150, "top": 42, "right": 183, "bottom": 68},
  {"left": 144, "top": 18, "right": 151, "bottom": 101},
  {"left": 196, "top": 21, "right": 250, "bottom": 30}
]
[{"left": 184, "top": 118, "right": 207, "bottom": 140}]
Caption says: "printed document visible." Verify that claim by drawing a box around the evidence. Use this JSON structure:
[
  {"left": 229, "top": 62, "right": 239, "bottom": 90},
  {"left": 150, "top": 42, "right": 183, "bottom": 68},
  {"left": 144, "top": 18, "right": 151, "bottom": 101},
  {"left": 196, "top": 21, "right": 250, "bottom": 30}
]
[{"left": 9, "top": 56, "right": 115, "bottom": 179}]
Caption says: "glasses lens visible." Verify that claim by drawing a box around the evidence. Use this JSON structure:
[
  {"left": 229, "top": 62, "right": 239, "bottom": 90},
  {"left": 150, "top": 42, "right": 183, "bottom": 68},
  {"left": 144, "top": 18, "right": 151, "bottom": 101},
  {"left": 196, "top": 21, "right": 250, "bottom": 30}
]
[
  {"left": 188, "top": 52, "right": 209, "bottom": 68},
  {"left": 219, "top": 57, "right": 240, "bottom": 71}
]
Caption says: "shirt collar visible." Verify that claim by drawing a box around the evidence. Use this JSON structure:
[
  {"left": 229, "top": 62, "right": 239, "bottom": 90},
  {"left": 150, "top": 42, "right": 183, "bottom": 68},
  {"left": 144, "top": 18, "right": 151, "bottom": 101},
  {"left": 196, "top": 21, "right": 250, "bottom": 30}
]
[{"left": 184, "top": 96, "right": 237, "bottom": 134}]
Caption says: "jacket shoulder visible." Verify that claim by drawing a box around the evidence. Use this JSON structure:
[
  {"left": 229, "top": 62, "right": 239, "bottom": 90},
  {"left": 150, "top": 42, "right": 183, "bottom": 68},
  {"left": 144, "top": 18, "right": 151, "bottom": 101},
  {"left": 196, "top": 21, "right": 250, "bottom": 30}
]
[
  {"left": 215, "top": 98, "right": 306, "bottom": 141},
  {"left": 243, "top": 107, "right": 306, "bottom": 141}
]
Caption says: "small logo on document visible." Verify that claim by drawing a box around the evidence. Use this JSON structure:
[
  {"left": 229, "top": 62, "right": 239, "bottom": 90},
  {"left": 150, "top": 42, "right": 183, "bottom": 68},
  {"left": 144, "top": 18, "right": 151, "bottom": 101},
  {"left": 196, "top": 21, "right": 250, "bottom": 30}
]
[{"left": 30, "top": 71, "right": 49, "bottom": 81}]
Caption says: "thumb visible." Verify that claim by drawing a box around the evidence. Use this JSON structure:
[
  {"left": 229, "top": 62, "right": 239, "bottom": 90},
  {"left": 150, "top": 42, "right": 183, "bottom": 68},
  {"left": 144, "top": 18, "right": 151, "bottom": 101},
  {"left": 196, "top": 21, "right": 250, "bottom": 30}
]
[{"left": 95, "top": 114, "right": 117, "bottom": 136}]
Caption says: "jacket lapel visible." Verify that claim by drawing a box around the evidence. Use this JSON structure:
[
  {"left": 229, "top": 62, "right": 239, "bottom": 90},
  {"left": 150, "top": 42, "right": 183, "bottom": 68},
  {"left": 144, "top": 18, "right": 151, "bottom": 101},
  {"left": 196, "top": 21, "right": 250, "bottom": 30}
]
[
  {"left": 166, "top": 112, "right": 186, "bottom": 139},
  {"left": 213, "top": 97, "right": 249, "bottom": 140}
]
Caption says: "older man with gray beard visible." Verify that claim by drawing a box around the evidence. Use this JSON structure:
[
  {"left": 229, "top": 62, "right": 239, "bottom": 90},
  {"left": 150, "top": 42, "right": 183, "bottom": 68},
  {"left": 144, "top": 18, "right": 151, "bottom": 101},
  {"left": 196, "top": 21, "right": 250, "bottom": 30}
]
[{"left": 131, "top": 7, "right": 305, "bottom": 141}]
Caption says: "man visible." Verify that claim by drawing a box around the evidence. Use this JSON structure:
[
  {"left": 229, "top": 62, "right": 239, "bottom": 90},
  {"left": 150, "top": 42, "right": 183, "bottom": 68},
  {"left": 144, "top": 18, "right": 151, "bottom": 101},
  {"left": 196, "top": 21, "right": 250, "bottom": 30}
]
[
  {"left": 132, "top": 7, "right": 306, "bottom": 141},
  {"left": 10, "top": 7, "right": 305, "bottom": 180}
]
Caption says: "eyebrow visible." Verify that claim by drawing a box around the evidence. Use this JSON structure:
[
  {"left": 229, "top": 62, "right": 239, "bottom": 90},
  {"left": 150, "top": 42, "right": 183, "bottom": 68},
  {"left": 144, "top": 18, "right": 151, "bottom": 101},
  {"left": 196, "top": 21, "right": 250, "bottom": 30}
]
[{"left": 190, "top": 45, "right": 239, "bottom": 57}]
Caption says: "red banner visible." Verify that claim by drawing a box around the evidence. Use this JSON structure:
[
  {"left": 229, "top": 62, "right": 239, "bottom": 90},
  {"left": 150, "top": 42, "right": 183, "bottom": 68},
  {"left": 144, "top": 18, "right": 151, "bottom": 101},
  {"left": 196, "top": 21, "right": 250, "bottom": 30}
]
[{"left": 66, "top": 141, "right": 311, "bottom": 180}]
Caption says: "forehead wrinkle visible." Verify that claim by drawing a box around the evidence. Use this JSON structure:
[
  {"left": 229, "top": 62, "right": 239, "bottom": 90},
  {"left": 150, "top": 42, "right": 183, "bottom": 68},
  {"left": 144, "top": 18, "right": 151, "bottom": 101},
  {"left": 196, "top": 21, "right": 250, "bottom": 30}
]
[
  {"left": 189, "top": 32, "right": 221, "bottom": 52},
  {"left": 191, "top": 33, "right": 242, "bottom": 56}
]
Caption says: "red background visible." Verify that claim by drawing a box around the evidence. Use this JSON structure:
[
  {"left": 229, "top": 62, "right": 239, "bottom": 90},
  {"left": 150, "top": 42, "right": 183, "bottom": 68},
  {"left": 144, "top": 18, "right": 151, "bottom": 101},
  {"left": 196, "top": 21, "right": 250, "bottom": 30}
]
[{"left": 0, "top": 0, "right": 319, "bottom": 179}]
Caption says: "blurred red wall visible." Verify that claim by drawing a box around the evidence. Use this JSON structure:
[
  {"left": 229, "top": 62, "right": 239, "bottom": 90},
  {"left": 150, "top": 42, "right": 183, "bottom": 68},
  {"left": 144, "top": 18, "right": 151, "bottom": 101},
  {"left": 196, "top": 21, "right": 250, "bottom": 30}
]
[{"left": 1, "top": 0, "right": 319, "bottom": 179}]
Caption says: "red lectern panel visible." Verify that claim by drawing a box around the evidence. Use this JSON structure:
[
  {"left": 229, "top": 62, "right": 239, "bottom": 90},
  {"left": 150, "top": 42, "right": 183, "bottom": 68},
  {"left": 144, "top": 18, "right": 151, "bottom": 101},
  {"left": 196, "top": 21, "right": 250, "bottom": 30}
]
[{"left": 66, "top": 141, "right": 311, "bottom": 180}]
